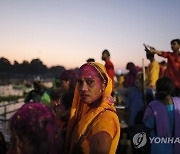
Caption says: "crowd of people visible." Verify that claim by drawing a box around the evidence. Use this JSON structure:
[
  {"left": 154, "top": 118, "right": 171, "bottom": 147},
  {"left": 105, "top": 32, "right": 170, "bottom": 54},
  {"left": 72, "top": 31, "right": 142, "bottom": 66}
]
[{"left": 0, "top": 38, "right": 179, "bottom": 154}]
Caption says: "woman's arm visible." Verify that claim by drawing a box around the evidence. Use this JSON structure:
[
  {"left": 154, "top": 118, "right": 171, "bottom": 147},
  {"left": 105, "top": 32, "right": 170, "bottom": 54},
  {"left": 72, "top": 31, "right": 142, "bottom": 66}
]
[
  {"left": 90, "top": 131, "right": 112, "bottom": 154},
  {"left": 149, "top": 46, "right": 162, "bottom": 56}
]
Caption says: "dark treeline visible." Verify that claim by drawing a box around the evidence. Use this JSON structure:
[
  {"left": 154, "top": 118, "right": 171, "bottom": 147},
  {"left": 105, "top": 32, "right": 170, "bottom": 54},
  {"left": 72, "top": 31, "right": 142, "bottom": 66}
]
[{"left": 0, "top": 57, "right": 68, "bottom": 80}]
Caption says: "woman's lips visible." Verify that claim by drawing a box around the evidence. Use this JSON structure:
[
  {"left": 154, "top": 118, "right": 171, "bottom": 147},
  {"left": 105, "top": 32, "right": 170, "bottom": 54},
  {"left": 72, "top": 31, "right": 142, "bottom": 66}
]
[{"left": 80, "top": 93, "right": 89, "bottom": 98}]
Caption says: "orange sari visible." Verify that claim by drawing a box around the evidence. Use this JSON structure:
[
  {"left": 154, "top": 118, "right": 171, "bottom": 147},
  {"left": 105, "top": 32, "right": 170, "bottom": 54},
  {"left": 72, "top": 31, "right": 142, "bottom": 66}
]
[{"left": 65, "top": 62, "right": 120, "bottom": 154}]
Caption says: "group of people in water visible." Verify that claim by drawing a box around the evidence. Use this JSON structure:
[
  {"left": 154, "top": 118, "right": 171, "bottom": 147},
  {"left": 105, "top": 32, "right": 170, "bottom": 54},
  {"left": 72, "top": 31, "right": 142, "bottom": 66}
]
[{"left": 0, "top": 38, "right": 179, "bottom": 154}]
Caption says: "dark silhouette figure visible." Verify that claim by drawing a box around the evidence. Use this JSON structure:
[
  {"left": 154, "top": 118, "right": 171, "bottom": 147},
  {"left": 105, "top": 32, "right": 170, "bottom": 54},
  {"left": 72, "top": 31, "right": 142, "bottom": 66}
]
[{"left": 86, "top": 58, "right": 95, "bottom": 62}]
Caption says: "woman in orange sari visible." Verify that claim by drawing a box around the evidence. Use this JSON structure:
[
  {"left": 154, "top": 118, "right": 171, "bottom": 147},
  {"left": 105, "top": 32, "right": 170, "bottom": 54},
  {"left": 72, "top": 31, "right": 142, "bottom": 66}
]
[{"left": 66, "top": 62, "right": 120, "bottom": 154}]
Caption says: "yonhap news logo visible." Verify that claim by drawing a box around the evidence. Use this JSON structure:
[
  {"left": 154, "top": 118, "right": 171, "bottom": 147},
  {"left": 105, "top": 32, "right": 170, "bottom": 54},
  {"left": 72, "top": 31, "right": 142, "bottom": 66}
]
[
  {"left": 133, "top": 132, "right": 147, "bottom": 148},
  {"left": 133, "top": 132, "right": 180, "bottom": 148}
]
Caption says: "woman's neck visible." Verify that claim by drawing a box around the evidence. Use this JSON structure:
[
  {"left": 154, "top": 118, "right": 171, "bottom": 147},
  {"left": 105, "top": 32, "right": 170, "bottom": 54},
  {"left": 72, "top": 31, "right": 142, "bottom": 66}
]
[{"left": 88, "top": 97, "right": 102, "bottom": 108}]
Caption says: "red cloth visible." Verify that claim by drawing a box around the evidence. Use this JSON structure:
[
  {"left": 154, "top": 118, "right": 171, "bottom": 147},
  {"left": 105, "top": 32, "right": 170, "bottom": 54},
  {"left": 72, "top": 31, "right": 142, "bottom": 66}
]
[
  {"left": 159, "top": 66, "right": 166, "bottom": 77},
  {"left": 161, "top": 52, "right": 180, "bottom": 88},
  {"left": 105, "top": 59, "right": 115, "bottom": 87}
]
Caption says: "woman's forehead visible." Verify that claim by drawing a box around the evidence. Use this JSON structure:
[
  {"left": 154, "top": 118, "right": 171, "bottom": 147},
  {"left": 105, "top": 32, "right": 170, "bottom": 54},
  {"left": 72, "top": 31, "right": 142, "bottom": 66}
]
[{"left": 78, "top": 65, "right": 98, "bottom": 78}]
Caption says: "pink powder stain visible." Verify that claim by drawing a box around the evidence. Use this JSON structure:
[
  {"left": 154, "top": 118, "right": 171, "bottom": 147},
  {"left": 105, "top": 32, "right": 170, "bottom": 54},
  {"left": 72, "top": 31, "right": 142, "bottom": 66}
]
[{"left": 78, "top": 64, "right": 103, "bottom": 104}]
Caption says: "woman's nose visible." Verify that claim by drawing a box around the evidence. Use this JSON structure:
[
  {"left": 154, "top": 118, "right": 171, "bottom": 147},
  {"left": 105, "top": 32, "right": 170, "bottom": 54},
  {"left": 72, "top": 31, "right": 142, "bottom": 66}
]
[{"left": 81, "top": 81, "right": 88, "bottom": 91}]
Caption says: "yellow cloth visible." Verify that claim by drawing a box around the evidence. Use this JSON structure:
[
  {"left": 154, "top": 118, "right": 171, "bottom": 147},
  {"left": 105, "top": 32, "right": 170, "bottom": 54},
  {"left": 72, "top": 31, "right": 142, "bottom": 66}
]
[
  {"left": 146, "top": 60, "right": 160, "bottom": 88},
  {"left": 65, "top": 62, "right": 120, "bottom": 154}
]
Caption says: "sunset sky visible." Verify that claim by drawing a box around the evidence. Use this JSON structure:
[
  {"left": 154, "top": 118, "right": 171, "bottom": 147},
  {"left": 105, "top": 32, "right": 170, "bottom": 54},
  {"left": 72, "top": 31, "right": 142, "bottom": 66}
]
[{"left": 0, "top": 0, "right": 180, "bottom": 73}]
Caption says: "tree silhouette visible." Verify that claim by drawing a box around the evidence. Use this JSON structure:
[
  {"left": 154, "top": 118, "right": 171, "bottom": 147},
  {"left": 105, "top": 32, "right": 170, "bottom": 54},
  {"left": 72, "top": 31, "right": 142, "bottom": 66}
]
[
  {"left": 0, "top": 57, "right": 67, "bottom": 80},
  {"left": 0, "top": 57, "right": 12, "bottom": 72}
]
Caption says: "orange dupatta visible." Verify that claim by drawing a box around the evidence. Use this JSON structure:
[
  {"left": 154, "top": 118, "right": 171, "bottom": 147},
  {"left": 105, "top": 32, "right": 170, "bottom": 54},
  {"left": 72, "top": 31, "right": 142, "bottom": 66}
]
[{"left": 65, "top": 62, "right": 120, "bottom": 154}]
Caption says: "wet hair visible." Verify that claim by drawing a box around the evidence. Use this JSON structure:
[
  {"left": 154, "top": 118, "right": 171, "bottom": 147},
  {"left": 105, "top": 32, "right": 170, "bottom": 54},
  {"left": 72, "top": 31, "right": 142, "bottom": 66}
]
[
  {"left": 155, "top": 77, "right": 174, "bottom": 100},
  {"left": 171, "top": 39, "right": 180, "bottom": 45},
  {"left": 102, "top": 49, "right": 110, "bottom": 56},
  {"left": 9, "top": 103, "right": 59, "bottom": 154}
]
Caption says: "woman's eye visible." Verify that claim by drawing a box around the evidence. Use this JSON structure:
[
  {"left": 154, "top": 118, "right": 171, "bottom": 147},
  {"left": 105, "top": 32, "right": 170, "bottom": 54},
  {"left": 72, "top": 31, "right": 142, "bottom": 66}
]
[
  {"left": 86, "top": 79, "right": 94, "bottom": 85},
  {"left": 78, "top": 80, "right": 83, "bottom": 86}
]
